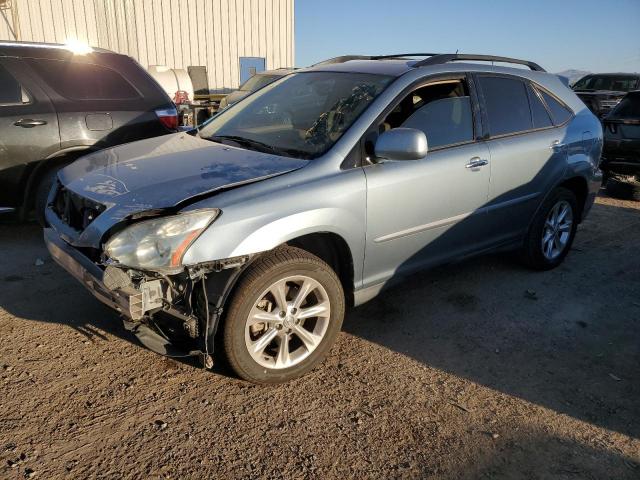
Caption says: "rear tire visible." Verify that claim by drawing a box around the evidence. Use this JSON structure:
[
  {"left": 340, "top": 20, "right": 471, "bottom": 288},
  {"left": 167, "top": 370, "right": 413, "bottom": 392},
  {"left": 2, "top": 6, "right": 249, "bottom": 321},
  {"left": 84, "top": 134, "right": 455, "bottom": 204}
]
[
  {"left": 521, "top": 187, "right": 578, "bottom": 270},
  {"left": 221, "top": 246, "right": 345, "bottom": 384},
  {"left": 34, "top": 168, "right": 59, "bottom": 226}
]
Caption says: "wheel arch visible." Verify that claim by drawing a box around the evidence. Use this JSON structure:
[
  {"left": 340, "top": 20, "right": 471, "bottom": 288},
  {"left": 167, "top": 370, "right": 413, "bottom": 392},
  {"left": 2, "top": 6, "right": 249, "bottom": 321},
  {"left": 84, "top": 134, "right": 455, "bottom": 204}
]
[
  {"left": 21, "top": 146, "right": 96, "bottom": 219},
  {"left": 202, "top": 231, "right": 355, "bottom": 357},
  {"left": 286, "top": 232, "right": 355, "bottom": 308},
  {"left": 558, "top": 175, "right": 589, "bottom": 222}
]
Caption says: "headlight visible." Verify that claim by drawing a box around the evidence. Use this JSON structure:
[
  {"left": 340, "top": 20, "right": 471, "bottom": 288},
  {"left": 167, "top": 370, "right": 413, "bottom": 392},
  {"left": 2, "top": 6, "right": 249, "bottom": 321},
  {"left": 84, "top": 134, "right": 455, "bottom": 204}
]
[{"left": 105, "top": 209, "right": 220, "bottom": 272}]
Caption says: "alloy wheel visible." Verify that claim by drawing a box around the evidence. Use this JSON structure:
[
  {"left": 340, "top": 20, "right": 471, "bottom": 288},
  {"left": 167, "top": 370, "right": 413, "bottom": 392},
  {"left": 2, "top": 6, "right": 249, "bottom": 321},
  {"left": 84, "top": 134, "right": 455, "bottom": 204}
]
[
  {"left": 541, "top": 200, "right": 573, "bottom": 260},
  {"left": 244, "top": 275, "right": 331, "bottom": 369}
]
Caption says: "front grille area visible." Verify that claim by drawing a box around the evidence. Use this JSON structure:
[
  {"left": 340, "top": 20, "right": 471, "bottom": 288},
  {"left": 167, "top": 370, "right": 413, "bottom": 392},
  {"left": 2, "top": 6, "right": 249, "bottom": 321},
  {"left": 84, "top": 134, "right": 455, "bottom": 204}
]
[{"left": 52, "top": 182, "right": 106, "bottom": 231}]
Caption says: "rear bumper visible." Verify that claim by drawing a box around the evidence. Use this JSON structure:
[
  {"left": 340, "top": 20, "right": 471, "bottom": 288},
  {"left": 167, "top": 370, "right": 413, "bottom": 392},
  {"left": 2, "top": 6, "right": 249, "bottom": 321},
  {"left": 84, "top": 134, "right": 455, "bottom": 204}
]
[
  {"left": 43, "top": 227, "right": 132, "bottom": 316},
  {"left": 601, "top": 139, "right": 640, "bottom": 176}
]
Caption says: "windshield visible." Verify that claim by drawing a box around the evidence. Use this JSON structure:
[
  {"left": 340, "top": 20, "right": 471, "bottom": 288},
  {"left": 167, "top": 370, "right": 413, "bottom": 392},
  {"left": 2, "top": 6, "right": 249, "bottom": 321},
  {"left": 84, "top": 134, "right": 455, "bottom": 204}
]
[
  {"left": 573, "top": 75, "right": 639, "bottom": 92},
  {"left": 239, "top": 74, "right": 281, "bottom": 92},
  {"left": 199, "top": 71, "right": 393, "bottom": 159}
]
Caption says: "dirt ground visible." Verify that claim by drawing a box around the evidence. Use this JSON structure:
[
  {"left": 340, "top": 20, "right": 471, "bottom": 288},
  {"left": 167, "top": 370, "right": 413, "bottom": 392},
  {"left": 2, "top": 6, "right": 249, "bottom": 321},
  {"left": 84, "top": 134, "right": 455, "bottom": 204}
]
[{"left": 0, "top": 194, "right": 638, "bottom": 479}]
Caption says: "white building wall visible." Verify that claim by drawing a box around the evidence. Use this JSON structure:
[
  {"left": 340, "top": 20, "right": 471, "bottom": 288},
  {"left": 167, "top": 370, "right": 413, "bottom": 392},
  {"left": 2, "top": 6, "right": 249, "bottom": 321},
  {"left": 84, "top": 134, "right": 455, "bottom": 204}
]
[{"left": 0, "top": 0, "right": 295, "bottom": 91}]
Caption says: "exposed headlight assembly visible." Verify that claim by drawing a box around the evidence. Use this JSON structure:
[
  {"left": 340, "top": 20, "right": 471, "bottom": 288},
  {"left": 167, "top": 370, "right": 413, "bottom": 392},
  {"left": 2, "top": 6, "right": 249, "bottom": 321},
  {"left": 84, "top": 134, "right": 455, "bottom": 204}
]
[{"left": 105, "top": 209, "right": 220, "bottom": 272}]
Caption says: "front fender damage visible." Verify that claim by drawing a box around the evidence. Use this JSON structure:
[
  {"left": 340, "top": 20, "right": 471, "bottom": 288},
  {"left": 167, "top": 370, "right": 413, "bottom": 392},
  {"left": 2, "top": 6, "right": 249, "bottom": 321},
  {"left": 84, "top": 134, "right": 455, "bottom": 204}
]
[{"left": 105, "top": 255, "right": 253, "bottom": 368}]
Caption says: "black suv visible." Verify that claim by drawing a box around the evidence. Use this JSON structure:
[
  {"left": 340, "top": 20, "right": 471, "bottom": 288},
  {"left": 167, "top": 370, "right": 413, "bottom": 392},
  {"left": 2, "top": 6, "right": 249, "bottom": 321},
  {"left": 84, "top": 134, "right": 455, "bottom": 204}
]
[
  {"left": 0, "top": 41, "right": 177, "bottom": 222},
  {"left": 602, "top": 90, "right": 640, "bottom": 200},
  {"left": 572, "top": 73, "right": 640, "bottom": 118}
]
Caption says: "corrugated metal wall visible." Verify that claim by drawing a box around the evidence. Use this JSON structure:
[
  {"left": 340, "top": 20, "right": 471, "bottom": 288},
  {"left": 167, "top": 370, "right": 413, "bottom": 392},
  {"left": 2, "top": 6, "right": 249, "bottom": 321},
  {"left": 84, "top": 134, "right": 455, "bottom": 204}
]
[{"left": 0, "top": 0, "right": 294, "bottom": 91}]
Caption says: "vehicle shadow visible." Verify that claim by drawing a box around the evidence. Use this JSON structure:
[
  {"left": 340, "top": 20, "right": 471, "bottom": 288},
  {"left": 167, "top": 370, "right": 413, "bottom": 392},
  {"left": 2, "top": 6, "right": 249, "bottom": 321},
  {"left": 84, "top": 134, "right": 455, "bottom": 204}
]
[
  {"left": 344, "top": 199, "right": 640, "bottom": 440},
  {"left": 443, "top": 429, "right": 639, "bottom": 479},
  {"left": 1, "top": 199, "right": 638, "bottom": 444}
]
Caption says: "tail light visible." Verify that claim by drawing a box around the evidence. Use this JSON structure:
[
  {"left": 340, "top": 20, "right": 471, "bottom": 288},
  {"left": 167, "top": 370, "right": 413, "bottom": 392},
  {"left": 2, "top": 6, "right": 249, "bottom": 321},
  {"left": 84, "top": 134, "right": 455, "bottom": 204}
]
[{"left": 155, "top": 106, "right": 178, "bottom": 131}]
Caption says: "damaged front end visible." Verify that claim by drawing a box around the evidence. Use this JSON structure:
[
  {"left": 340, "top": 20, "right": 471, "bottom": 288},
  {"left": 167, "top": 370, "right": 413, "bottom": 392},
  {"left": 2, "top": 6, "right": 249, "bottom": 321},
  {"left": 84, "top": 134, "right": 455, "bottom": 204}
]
[
  {"left": 106, "top": 256, "right": 250, "bottom": 367},
  {"left": 43, "top": 192, "right": 254, "bottom": 368},
  {"left": 45, "top": 225, "right": 251, "bottom": 367}
]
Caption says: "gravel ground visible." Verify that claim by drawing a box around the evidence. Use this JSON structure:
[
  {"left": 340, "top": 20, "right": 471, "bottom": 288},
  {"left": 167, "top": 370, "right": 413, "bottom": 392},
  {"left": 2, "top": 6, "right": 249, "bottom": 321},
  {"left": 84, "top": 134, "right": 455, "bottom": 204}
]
[{"left": 0, "top": 194, "right": 639, "bottom": 479}]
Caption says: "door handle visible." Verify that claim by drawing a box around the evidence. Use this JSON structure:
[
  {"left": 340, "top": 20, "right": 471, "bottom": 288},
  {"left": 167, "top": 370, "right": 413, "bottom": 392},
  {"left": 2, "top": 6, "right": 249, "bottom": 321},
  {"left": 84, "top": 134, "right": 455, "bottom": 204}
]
[
  {"left": 465, "top": 157, "right": 489, "bottom": 169},
  {"left": 14, "top": 119, "right": 47, "bottom": 128},
  {"left": 550, "top": 140, "right": 566, "bottom": 151}
]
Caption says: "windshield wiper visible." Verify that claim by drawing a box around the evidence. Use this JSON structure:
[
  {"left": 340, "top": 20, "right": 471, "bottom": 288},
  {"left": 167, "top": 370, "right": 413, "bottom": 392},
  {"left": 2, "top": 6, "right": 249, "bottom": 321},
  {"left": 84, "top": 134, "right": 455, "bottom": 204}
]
[{"left": 207, "top": 135, "right": 310, "bottom": 159}]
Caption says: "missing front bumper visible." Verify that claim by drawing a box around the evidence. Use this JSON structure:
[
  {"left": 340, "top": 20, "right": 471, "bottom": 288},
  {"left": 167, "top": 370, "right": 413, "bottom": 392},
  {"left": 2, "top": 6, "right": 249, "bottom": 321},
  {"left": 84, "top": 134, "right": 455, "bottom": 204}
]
[
  {"left": 44, "top": 228, "right": 212, "bottom": 364},
  {"left": 44, "top": 227, "right": 133, "bottom": 317}
]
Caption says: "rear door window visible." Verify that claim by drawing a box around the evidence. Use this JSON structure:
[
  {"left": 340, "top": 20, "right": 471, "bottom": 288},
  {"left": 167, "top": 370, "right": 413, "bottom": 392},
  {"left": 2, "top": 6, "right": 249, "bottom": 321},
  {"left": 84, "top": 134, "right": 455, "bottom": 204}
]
[
  {"left": 0, "top": 64, "right": 27, "bottom": 105},
  {"left": 538, "top": 89, "right": 573, "bottom": 125},
  {"left": 478, "top": 76, "right": 533, "bottom": 136},
  {"left": 29, "top": 59, "right": 140, "bottom": 100},
  {"left": 527, "top": 84, "right": 553, "bottom": 129}
]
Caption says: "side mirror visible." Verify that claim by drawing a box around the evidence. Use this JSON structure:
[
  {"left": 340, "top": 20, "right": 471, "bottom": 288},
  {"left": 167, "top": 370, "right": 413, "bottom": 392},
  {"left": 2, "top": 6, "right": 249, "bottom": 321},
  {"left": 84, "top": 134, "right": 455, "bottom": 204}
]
[{"left": 374, "top": 128, "right": 428, "bottom": 161}]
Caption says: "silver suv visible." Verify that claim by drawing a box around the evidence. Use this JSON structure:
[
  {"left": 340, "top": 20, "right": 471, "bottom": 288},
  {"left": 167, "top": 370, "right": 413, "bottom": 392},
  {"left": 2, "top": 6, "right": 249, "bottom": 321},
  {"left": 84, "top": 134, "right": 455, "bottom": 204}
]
[{"left": 44, "top": 53, "right": 603, "bottom": 384}]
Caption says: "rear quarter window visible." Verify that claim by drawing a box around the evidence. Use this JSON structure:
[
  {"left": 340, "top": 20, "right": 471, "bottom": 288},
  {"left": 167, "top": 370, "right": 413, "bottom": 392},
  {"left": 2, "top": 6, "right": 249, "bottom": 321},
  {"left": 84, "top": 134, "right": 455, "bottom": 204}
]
[
  {"left": 526, "top": 84, "right": 553, "bottom": 129},
  {"left": 29, "top": 59, "right": 140, "bottom": 101},
  {"left": 478, "top": 76, "right": 533, "bottom": 136},
  {"left": 538, "top": 89, "right": 573, "bottom": 125}
]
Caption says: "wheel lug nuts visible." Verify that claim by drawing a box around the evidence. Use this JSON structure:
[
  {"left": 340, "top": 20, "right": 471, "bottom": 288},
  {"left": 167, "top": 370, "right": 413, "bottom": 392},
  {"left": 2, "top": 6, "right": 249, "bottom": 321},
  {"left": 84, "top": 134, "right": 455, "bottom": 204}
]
[
  {"left": 291, "top": 308, "right": 297, "bottom": 314},
  {"left": 276, "top": 324, "right": 282, "bottom": 330},
  {"left": 278, "top": 311, "right": 285, "bottom": 318},
  {"left": 295, "top": 319, "right": 300, "bottom": 325}
]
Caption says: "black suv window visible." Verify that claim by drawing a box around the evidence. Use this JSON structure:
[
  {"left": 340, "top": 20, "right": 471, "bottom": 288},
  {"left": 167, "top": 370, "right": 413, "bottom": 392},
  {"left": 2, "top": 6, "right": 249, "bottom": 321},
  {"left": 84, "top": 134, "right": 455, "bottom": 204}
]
[
  {"left": 611, "top": 93, "right": 640, "bottom": 119},
  {"left": 30, "top": 59, "right": 139, "bottom": 100},
  {"left": 0, "top": 64, "right": 25, "bottom": 104},
  {"left": 478, "top": 76, "right": 532, "bottom": 136},
  {"left": 573, "top": 75, "right": 639, "bottom": 92},
  {"left": 539, "top": 90, "right": 572, "bottom": 125},
  {"left": 527, "top": 84, "right": 553, "bottom": 129}
]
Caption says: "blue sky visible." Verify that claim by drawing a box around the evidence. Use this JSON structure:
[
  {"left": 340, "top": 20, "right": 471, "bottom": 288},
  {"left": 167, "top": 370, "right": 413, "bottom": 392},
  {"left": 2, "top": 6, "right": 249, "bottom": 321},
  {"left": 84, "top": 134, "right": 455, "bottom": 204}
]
[{"left": 295, "top": 0, "right": 640, "bottom": 73}]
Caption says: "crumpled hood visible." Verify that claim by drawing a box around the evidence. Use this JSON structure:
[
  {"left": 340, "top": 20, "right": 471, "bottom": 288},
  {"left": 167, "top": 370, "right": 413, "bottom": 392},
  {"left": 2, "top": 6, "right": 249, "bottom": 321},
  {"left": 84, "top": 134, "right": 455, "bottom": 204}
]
[
  {"left": 55, "top": 133, "right": 308, "bottom": 247},
  {"left": 59, "top": 132, "right": 308, "bottom": 213}
]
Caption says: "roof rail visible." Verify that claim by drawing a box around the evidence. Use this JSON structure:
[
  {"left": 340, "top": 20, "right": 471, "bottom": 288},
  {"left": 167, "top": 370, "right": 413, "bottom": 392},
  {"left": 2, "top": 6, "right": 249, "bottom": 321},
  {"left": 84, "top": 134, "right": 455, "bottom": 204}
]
[
  {"left": 413, "top": 54, "right": 546, "bottom": 72},
  {"left": 370, "top": 53, "right": 440, "bottom": 60},
  {"left": 313, "top": 53, "right": 440, "bottom": 66},
  {"left": 312, "top": 55, "right": 373, "bottom": 66}
]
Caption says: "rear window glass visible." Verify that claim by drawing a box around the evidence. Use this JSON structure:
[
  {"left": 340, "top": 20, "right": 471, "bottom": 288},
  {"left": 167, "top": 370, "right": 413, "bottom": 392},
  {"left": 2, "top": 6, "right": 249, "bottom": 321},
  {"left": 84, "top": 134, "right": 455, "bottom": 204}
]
[
  {"left": 539, "top": 90, "right": 572, "bottom": 125},
  {"left": 0, "top": 64, "right": 23, "bottom": 104},
  {"left": 527, "top": 84, "right": 553, "bottom": 129},
  {"left": 30, "top": 59, "right": 139, "bottom": 100},
  {"left": 478, "top": 76, "right": 533, "bottom": 136},
  {"left": 573, "top": 75, "right": 639, "bottom": 92},
  {"left": 611, "top": 94, "right": 640, "bottom": 119}
]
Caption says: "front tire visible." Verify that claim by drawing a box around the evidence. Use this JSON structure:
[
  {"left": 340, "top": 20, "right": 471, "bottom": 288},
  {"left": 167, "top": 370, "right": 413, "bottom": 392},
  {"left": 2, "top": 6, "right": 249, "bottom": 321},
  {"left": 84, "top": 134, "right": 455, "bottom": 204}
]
[
  {"left": 522, "top": 187, "right": 578, "bottom": 270},
  {"left": 221, "top": 246, "right": 345, "bottom": 384}
]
